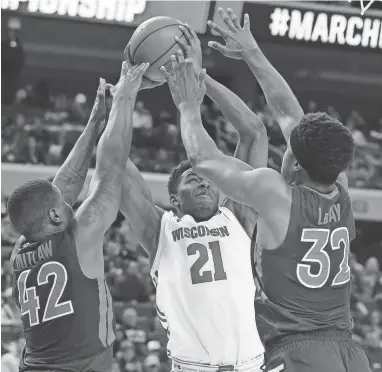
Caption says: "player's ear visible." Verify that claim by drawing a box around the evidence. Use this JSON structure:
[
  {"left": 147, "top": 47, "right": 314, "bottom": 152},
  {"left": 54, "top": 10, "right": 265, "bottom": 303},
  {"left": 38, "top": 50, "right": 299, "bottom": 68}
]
[
  {"left": 293, "top": 161, "right": 302, "bottom": 172},
  {"left": 170, "top": 194, "right": 180, "bottom": 208},
  {"left": 48, "top": 208, "right": 63, "bottom": 224}
]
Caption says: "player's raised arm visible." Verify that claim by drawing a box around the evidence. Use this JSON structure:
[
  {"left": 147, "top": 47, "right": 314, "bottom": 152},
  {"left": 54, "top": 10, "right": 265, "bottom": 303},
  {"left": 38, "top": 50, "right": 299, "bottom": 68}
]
[
  {"left": 161, "top": 51, "right": 288, "bottom": 216},
  {"left": 73, "top": 62, "right": 149, "bottom": 278},
  {"left": 120, "top": 160, "right": 163, "bottom": 263},
  {"left": 207, "top": 8, "right": 304, "bottom": 141},
  {"left": 175, "top": 25, "right": 268, "bottom": 233},
  {"left": 175, "top": 24, "right": 268, "bottom": 171},
  {"left": 208, "top": 9, "right": 350, "bottom": 189},
  {"left": 52, "top": 79, "right": 107, "bottom": 206}
]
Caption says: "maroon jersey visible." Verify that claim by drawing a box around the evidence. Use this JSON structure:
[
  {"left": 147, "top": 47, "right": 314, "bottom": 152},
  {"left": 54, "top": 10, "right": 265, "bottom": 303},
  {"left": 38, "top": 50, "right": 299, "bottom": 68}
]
[
  {"left": 253, "top": 182, "right": 355, "bottom": 349},
  {"left": 11, "top": 224, "right": 115, "bottom": 370}
]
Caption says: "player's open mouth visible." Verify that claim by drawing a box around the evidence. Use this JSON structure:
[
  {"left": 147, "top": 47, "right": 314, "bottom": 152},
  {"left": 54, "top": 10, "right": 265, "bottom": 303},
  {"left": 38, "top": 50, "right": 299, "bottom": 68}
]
[{"left": 196, "top": 190, "right": 210, "bottom": 197}]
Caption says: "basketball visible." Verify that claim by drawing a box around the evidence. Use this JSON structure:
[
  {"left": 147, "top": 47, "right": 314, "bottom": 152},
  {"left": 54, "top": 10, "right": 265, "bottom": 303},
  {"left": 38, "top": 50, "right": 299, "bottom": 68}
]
[{"left": 128, "top": 16, "right": 186, "bottom": 82}]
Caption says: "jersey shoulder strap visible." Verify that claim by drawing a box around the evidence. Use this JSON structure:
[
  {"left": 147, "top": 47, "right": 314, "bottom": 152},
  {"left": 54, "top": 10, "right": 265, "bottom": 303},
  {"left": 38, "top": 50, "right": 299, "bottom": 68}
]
[{"left": 218, "top": 206, "right": 242, "bottom": 226}]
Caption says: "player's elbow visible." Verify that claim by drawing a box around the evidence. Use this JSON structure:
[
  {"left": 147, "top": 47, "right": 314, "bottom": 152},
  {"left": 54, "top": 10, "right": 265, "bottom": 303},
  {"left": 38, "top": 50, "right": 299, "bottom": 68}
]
[
  {"left": 189, "top": 154, "right": 203, "bottom": 169},
  {"left": 189, "top": 153, "right": 221, "bottom": 179},
  {"left": 237, "top": 115, "right": 267, "bottom": 142},
  {"left": 249, "top": 119, "right": 267, "bottom": 140}
]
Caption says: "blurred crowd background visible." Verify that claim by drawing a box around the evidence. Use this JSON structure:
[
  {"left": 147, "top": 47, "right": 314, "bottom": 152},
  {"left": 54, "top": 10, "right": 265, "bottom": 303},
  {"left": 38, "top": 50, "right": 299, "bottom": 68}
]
[
  {"left": 1, "top": 1, "right": 382, "bottom": 371},
  {"left": 2, "top": 88, "right": 382, "bottom": 187}
]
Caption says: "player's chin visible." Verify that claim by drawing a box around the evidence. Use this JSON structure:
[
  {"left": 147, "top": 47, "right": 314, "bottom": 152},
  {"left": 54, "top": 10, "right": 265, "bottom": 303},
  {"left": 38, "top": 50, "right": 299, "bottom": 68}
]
[{"left": 199, "top": 196, "right": 219, "bottom": 209}]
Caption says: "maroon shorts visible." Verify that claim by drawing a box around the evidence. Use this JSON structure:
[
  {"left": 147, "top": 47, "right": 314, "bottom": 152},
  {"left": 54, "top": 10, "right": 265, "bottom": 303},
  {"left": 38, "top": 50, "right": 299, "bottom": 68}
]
[
  {"left": 20, "top": 345, "right": 113, "bottom": 372},
  {"left": 263, "top": 330, "right": 371, "bottom": 372}
]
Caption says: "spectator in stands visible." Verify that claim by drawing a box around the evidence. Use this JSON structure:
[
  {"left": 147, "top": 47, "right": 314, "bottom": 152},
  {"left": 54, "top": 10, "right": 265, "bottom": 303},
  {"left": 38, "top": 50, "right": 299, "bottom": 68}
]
[
  {"left": 110, "top": 260, "right": 149, "bottom": 302},
  {"left": 1, "top": 293, "right": 21, "bottom": 327},
  {"left": 143, "top": 354, "right": 161, "bottom": 372},
  {"left": 307, "top": 100, "right": 318, "bottom": 113},
  {"left": 1, "top": 337, "right": 24, "bottom": 372},
  {"left": 133, "top": 101, "right": 153, "bottom": 130}
]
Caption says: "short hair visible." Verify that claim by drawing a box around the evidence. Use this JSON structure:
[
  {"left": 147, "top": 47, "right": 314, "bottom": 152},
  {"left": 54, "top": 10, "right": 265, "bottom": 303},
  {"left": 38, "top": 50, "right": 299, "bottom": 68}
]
[
  {"left": 7, "top": 179, "right": 58, "bottom": 236},
  {"left": 294, "top": 112, "right": 355, "bottom": 184},
  {"left": 167, "top": 160, "right": 192, "bottom": 195}
]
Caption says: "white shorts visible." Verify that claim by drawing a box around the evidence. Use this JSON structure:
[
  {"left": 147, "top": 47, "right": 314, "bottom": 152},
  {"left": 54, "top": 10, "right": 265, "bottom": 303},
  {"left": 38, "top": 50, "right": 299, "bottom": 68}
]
[{"left": 171, "top": 354, "right": 264, "bottom": 372}]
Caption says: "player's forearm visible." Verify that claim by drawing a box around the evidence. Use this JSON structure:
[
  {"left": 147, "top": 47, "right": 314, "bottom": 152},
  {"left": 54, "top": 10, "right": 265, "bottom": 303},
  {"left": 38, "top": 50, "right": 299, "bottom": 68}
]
[
  {"left": 120, "top": 159, "right": 153, "bottom": 217},
  {"left": 120, "top": 159, "right": 161, "bottom": 255},
  {"left": 53, "top": 117, "right": 103, "bottom": 206},
  {"left": 243, "top": 47, "right": 303, "bottom": 140},
  {"left": 97, "top": 95, "right": 135, "bottom": 170},
  {"left": 205, "top": 74, "right": 264, "bottom": 139},
  {"left": 179, "top": 104, "right": 220, "bottom": 164}
]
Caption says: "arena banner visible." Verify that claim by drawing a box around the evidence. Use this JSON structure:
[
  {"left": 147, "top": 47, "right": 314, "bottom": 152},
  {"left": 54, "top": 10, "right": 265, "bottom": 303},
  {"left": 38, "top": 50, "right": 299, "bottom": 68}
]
[
  {"left": 243, "top": 1, "right": 382, "bottom": 51},
  {"left": 2, "top": 163, "right": 382, "bottom": 221},
  {"left": 1, "top": 0, "right": 211, "bottom": 33}
]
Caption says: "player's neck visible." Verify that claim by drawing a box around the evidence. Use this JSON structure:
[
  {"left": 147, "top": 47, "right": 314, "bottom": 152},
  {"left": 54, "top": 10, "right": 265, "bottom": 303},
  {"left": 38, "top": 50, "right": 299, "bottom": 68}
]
[
  {"left": 26, "top": 225, "right": 64, "bottom": 243},
  {"left": 176, "top": 207, "right": 218, "bottom": 222},
  {"left": 301, "top": 179, "right": 336, "bottom": 195}
]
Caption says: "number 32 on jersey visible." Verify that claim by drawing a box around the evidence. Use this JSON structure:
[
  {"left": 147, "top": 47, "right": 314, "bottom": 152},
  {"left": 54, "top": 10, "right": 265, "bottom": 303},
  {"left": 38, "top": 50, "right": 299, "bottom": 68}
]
[
  {"left": 297, "top": 227, "right": 351, "bottom": 289},
  {"left": 17, "top": 261, "right": 74, "bottom": 327}
]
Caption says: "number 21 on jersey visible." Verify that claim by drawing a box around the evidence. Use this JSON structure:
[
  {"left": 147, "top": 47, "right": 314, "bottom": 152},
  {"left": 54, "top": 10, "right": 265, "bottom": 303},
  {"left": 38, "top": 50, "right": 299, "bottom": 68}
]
[
  {"left": 297, "top": 227, "right": 351, "bottom": 289},
  {"left": 17, "top": 261, "right": 74, "bottom": 327},
  {"left": 187, "top": 241, "right": 227, "bottom": 285}
]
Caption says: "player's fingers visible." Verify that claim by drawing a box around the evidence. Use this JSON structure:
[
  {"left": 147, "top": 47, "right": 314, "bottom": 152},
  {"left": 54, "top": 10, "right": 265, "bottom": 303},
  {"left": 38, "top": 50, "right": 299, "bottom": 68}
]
[
  {"left": 133, "top": 63, "right": 149, "bottom": 79},
  {"left": 174, "top": 35, "right": 189, "bottom": 53},
  {"left": 160, "top": 66, "right": 172, "bottom": 82},
  {"left": 185, "top": 58, "right": 196, "bottom": 80},
  {"left": 183, "top": 23, "right": 197, "bottom": 44},
  {"left": 179, "top": 25, "right": 192, "bottom": 45},
  {"left": 207, "top": 20, "right": 229, "bottom": 40},
  {"left": 198, "top": 68, "right": 207, "bottom": 88},
  {"left": 186, "top": 24, "right": 199, "bottom": 41},
  {"left": 170, "top": 54, "right": 179, "bottom": 73},
  {"left": 243, "top": 13, "right": 251, "bottom": 30},
  {"left": 126, "top": 65, "right": 138, "bottom": 78},
  {"left": 176, "top": 49, "right": 185, "bottom": 65},
  {"left": 208, "top": 41, "right": 229, "bottom": 55},
  {"left": 120, "top": 61, "right": 129, "bottom": 78},
  {"left": 129, "top": 63, "right": 144, "bottom": 79},
  {"left": 218, "top": 7, "right": 236, "bottom": 32},
  {"left": 97, "top": 78, "right": 106, "bottom": 97},
  {"left": 227, "top": 8, "right": 241, "bottom": 30}
]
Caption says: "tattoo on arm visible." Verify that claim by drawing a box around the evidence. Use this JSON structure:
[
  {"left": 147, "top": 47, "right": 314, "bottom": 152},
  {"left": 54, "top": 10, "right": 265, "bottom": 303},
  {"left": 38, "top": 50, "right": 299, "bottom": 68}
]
[{"left": 53, "top": 121, "right": 102, "bottom": 206}]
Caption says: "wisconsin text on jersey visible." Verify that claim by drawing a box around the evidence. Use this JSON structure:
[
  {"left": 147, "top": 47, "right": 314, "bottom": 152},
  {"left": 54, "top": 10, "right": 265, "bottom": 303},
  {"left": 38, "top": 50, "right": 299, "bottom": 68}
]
[
  {"left": 13, "top": 240, "right": 53, "bottom": 271},
  {"left": 171, "top": 225, "right": 230, "bottom": 242},
  {"left": 318, "top": 203, "right": 341, "bottom": 225}
]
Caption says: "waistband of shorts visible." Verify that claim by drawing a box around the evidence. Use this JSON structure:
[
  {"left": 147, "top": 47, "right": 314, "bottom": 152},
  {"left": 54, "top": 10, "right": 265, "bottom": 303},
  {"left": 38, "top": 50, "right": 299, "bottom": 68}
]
[
  {"left": 267, "top": 329, "right": 352, "bottom": 356},
  {"left": 172, "top": 354, "right": 264, "bottom": 372}
]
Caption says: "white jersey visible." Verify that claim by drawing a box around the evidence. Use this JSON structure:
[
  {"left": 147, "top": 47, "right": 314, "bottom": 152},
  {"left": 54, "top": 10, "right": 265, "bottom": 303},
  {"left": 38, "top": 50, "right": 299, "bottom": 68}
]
[{"left": 151, "top": 207, "right": 264, "bottom": 365}]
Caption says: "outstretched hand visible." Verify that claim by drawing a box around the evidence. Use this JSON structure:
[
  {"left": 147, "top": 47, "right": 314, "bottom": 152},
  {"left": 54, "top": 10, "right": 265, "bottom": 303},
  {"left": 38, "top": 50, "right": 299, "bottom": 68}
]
[
  {"left": 160, "top": 49, "right": 206, "bottom": 111},
  {"left": 175, "top": 24, "right": 203, "bottom": 75},
  {"left": 207, "top": 8, "right": 258, "bottom": 60},
  {"left": 88, "top": 78, "right": 107, "bottom": 132},
  {"left": 124, "top": 44, "right": 165, "bottom": 90},
  {"left": 106, "top": 61, "right": 149, "bottom": 100}
]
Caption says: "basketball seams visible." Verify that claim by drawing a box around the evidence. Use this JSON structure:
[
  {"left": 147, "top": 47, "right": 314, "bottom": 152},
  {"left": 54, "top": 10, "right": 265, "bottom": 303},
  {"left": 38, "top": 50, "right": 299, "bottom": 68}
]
[
  {"left": 150, "top": 32, "right": 187, "bottom": 68},
  {"left": 131, "top": 22, "right": 181, "bottom": 62}
]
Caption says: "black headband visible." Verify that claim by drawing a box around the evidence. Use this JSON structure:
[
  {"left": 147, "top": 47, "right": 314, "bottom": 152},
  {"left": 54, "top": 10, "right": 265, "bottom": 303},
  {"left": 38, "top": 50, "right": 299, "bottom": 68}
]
[{"left": 289, "top": 126, "right": 313, "bottom": 171}]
